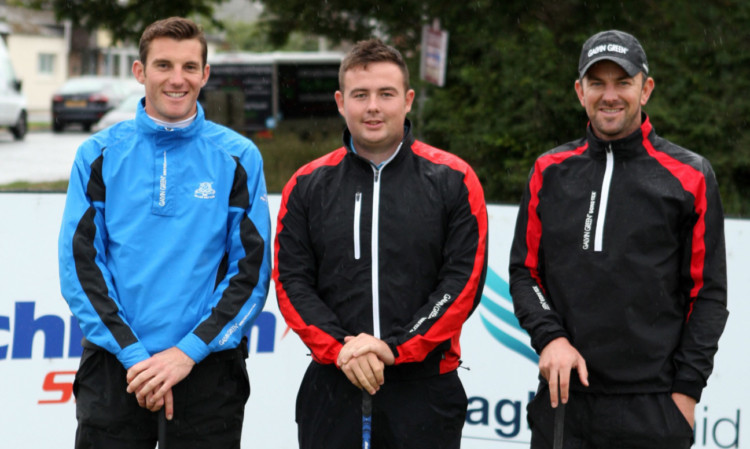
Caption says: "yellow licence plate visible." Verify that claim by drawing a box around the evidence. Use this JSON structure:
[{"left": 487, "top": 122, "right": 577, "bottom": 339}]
[{"left": 65, "top": 100, "right": 87, "bottom": 108}]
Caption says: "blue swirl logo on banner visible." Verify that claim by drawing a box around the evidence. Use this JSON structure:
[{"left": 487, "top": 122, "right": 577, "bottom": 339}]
[{"left": 479, "top": 268, "right": 538, "bottom": 364}]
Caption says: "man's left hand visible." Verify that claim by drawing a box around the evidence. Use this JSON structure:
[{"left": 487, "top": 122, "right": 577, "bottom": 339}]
[
  {"left": 337, "top": 333, "right": 395, "bottom": 367},
  {"left": 126, "top": 347, "right": 196, "bottom": 419},
  {"left": 671, "top": 392, "right": 696, "bottom": 428}
]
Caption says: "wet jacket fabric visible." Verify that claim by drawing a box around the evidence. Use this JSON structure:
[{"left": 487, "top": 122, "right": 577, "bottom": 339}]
[
  {"left": 510, "top": 115, "right": 728, "bottom": 401},
  {"left": 274, "top": 122, "right": 488, "bottom": 378},
  {"left": 58, "top": 100, "right": 272, "bottom": 369}
]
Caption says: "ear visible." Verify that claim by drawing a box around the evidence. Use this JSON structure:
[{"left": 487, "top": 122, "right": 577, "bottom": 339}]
[
  {"left": 201, "top": 64, "right": 210, "bottom": 87},
  {"left": 640, "top": 76, "right": 655, "bottom": 106},
  {"left": 132, "top": 60, "right": 145, "bottom": 84},
  {"left": 574, "top": 79, "right": 585, "bottom": 108},
  {"left": 404, "top": 89, "right": 416, "bottom": 114},
  {"left": 334, "top": 91, "right": 345, "bottom": 116}
]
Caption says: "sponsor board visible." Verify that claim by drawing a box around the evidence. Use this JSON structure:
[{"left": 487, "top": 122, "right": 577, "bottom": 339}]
[{"left": 0, "top": 194, "right": 745, "bottom": 447}]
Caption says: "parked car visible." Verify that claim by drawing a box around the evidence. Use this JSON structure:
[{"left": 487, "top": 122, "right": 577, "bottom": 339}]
[
  {"left": 92, "top": 92, "right": 142, "bottom": 132},
  {"left": 51, "top": 77, "right": 140, "bottom": 133},
  {"left": 0, "top": 37, "right": 27, "bottom": 140}
]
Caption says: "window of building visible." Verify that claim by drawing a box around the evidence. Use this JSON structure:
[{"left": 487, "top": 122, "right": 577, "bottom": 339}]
[{"left": 38, "top": 53, "right": 55, "bottom": 75}]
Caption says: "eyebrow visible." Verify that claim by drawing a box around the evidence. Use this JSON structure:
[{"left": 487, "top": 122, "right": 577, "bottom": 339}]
[
  {"left": 349, "top": 86, "right": 399, "bottom": 94},
  {"left": 150, "top": 58, "right": 201, "bottom": 67}
]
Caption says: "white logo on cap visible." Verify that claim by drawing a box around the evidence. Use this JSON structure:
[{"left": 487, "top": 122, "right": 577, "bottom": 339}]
[{"left": 588, "top": 43, "right": 630, "bottom": 58}]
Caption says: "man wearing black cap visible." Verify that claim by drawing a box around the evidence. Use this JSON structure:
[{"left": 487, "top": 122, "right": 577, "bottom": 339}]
[{"left": 509, "top": 30, "right": 728, "bottom": 448}]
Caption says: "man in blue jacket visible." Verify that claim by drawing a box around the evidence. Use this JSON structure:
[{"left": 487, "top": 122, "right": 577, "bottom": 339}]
[{"left": 58, "top": 17, "right": 271, "bottom": 448}]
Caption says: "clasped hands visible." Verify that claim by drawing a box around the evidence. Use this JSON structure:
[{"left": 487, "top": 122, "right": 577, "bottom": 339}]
[
  {"left": 125, "top": 347, "right": 195, "bottom": 420},
  {"left": 337, "top": 333, "right": 395, "bottom": 395}
]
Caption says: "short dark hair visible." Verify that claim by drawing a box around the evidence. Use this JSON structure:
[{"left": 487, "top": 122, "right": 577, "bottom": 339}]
[
  {"left": 139, "top": 17, "right": 207, "bottom": 68},
  {"left": 339, "top": 38, "right": 410, "bottom": 92}
]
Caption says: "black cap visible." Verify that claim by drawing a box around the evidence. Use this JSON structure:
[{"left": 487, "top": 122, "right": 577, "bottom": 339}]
[{"left": 578, "top": 30, "right": 649, "bottom": 79}]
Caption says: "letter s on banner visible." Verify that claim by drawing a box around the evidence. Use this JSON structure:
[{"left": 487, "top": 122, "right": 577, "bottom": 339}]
[{"left": 38, "top": 371, "right": 77, "bottom": 404}]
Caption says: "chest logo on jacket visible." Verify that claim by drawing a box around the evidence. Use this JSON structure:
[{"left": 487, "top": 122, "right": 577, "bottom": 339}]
[
  {"left": 582, "top": 190, "right": 598, "bottom": 250},
  {"left": 194, "top": 182, "right": 216, "bottom": 199}
]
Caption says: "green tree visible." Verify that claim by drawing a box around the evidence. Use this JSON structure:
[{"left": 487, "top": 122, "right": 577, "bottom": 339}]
[
  {"left": 13, "top": 0, "right": 229, "bottom": 44},
  {"left": 217, "top": 20, "right": 321, "bottom": 52},
  {"left": 260, "top": 0, "right": 750, "bottom": 216}
]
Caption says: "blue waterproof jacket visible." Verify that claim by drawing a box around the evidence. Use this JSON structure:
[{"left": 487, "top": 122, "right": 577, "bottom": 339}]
[{"left": 59, "top": 99, "right": 271, "bottom": 369}]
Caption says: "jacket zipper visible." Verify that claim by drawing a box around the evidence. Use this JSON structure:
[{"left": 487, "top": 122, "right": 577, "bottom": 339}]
[
  {"left": 370, "top": 168, "right": 381, "bottom": 339},
  {"left": 594, "top": 144, "right": 614, "bottom": 252},
  {"left": 364, "top": 141, "right": 402, "bottom": 339},
  {"left": 158, "top": 151, "right": 168, "bottom": 207},
  {"left": 353, "top": 192, "right": 362, "bottom": 260}
]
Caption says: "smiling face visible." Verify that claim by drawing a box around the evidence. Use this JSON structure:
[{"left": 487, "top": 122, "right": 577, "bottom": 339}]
[
  {"left": 132, "top": 37, "right": 209, "bottom": 123},
  {"left": 334, "top": 61, "right": 415, "bottom": 164},
  {"left": 575, "top": 60, "right": 655, "bottom": 141}
]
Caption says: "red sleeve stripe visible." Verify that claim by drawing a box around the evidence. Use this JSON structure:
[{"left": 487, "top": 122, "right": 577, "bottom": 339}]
[
  {"left": 402, "top": 142, "right": 489, "bottom": 372},
  {"left": 273, "top": 148, "right": 348, "bottom": 364},
  {"left": 524, "top": 143, "right": 589, "bottom": 291},
  {"left": 641, "top": 126, "right": 707, "bottom": 320}
]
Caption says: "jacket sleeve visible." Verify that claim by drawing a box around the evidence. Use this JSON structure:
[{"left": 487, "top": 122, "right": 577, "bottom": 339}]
[
  {"left": 58, "top": 141, "right": 151, "bottom": 369},
  {"left": 274, "top": 171, "right": 351, "bottom": 365},
  {"left": 509, "top": 161, "right": 570, "bottom": 354},
  {"left": 383, "top": 165, "right": 488, "bottom": 365},
  {"left": 176, "top": 145, "right": 272, "bottom": 364},
  {"left": 671, "top": 160, "right": 729, "bottom": 401}
]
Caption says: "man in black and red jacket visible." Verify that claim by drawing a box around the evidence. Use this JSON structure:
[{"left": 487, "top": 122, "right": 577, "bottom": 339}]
[
  {"left": 274, "top": 39, "right": 488, "bottom": 449},
  {"left": 510, "top": 30, "right": 728, "bottom": 448}
]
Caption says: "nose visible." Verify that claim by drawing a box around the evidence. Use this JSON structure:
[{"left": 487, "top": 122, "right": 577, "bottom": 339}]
[
  {"left": 168, "top": 68, "right": 185, "bottom": 85},
  {"left": 366, "top": 95, "right": 380, "bottom": 112},
  {"left": 601, "top": 83, "right": 619, "bottom": 103}
]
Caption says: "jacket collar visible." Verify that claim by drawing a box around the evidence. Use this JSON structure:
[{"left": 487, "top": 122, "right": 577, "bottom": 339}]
[
  {"left": 135, "top": 97, "right": 205, "bottom": 139},
  {"left": 586, "top": 113, "right": 654, "bottom": 158}
]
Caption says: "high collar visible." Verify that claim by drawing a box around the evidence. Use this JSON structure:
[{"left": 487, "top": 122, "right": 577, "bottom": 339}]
[
  {"left": 342, "top": 119, "right": 416, "bottom": 168},
  {"left": 586, "top": 113, "right": 654, "bottom": 159},
  {"left": 135, "top": 97, "right": 205, "bottom": 139}
]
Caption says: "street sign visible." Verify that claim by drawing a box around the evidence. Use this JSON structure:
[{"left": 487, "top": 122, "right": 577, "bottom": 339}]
[{"left": 420, "top": 21, "right": 449, "bottom": 87}]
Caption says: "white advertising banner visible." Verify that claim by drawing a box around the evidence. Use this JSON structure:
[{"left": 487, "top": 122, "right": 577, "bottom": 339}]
[{"left": 0, "top": 193, "right": 745, "bottom": 448}]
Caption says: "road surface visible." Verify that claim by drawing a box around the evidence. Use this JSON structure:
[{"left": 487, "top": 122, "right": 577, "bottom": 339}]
[{"left": 0, "top": 129, "right": 88, "bottom": 185}]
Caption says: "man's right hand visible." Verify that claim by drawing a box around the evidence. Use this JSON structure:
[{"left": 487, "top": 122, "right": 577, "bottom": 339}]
[
  {"left": 338, "top": 334, "right": 393, "bottom": 394},
  {"left": 538, "top": 337, "right": 589, "bottom": 407}
]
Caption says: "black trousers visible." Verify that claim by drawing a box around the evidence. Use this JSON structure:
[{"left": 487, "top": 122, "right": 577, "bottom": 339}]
[
  {"left": 296, "top": 362, "right": 468, "bottom": 449},
  {"left": 73, "top": 345, "right": 250, "bottom": 449},
  {"left": 527, "top": 383, "right": 694, "bottom": 449}
]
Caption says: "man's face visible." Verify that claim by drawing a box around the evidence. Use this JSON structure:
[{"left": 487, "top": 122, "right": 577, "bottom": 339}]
[
  {"left": 334, "top": 62, "right": 415, "bottom": 161},
  {"left": 132, "top": 37, "right": 209, "bottom": 123},
  {"left": 574, "top": 60, "right": 654, "bottom": 141}
]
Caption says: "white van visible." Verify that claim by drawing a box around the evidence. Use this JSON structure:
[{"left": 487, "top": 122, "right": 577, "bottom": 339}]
[{"left": 0, "top": 36, "right": 27, "bottom": 140}]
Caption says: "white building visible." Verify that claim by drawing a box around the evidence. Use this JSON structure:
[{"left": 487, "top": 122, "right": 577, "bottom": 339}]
[{"left": 0, "top": 4, "right": 144, "bottom": 117}]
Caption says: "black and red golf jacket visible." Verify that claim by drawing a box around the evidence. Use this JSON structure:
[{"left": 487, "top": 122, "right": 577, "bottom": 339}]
[
  {"left": 274, "top": 122, "right": 488, "bottom": 379},
  {"left": 510, "top": 114, "right": 728, "bottom": 401}
]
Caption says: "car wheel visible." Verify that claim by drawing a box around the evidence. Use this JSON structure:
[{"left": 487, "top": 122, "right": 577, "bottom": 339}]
[
  {"left": 52, "top": 120, "right": 64, "bottom": 133},
  {"left": 11, "top": 111, "right": 27, "bottom": 140},
  {"left": 83, "top": 122, "right": 93, "bottom": 132}
]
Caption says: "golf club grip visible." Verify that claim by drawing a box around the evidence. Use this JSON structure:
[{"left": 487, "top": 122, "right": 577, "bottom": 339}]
[
  {"left": 362, "top": 390, "right": 372, "bottom": 449},
  {"left": 553, "top": 383, "right": 565, "bottom": 449},
  {"left": 158, "top": 408, "right": 167, "bottom": 448}
]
